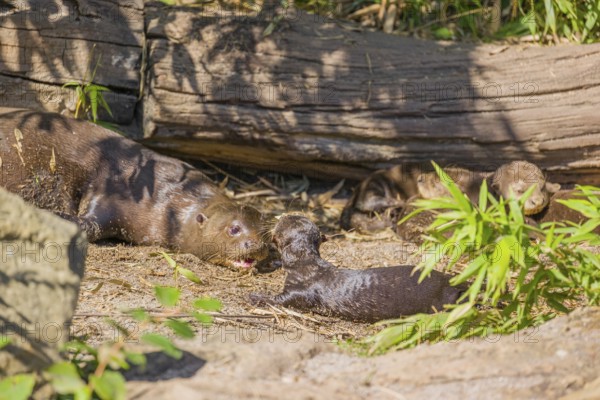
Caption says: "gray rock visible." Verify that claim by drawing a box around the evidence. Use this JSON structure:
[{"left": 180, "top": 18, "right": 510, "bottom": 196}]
[
  {"left": 0, "top": 188, "right": 87, "bottom": 375},
  {"left": 127, "top": 307, "right": 600, "bottom": 400}
]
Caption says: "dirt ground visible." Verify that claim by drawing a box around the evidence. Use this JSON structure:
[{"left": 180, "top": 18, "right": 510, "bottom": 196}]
[
  {"left": 72, "top": 166, "right": 425, "bottom": 346},
  {"left": 75, "top": 234, "right": 417, "bottom": 344}
]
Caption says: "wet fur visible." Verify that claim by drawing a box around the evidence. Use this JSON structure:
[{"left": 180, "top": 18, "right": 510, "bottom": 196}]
[
  {"left": 250, "top": 215, "right": 467, "bottom": 322},
  {"left": 0, "top": 108, "right": 267, "bottom": 266}
]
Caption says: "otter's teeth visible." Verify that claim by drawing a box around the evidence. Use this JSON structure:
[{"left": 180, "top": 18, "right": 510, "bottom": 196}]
[{"left": 234, "top": 259, "right": 256, "bottom": 269}]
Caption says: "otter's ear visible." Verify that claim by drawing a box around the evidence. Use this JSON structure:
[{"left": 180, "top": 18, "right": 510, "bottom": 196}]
[
  {"left": 196, "top": 213, "right": 208, "bottom": 224},
  {"left": 545, "top": 182, "right": 561, "bottom": 193},
  {"left": 320, "top": 234, "right": 328, "bottom": 243}
]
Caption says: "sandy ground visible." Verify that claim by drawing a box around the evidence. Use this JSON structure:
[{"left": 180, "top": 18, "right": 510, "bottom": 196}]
[
  {"left": 71, "top": 166, "right": 424, "bottom": 346},
  {"left": 73, "top": 231, "right": 422, "bottom": 346}
]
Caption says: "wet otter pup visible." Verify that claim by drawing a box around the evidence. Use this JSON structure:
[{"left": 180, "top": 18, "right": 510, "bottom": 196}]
[
  {"left": 249, "top": 215, "right": 466, "bottom": 322},
  {"left": 0, "top": 108, "right": 267, "bottom": 268}
]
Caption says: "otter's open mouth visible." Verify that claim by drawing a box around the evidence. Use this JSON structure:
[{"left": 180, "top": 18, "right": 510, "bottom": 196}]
[{"left": 233, "top": 258, "right": 256, "bottom": 269}]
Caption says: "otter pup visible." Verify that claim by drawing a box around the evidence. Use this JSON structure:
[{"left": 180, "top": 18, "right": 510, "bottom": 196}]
[
  {"left": 340, "top": 164, "right": 486, "bottom": 233},
  {"left": 0, "top": 108, "right": 267, "bottom": 268},
  {"left": 490, "top": 161, "right": 560, "bottom": 216},
  {"left": 341, "top": 161, "right": 560, "bottom": 235},
  {"left": 249, "top": 214, "right": 466, "bottom": 322},
  {"left": 339, "top": 165, "right": 420, "bottom": 232}
]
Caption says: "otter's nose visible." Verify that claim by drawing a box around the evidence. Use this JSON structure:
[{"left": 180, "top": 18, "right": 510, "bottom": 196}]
[
  {"left": 529, "top": 197, "right": 543, "bottom": 207},
  {"left": 243, "top": 240, "right": 255, "bottom": 250}
]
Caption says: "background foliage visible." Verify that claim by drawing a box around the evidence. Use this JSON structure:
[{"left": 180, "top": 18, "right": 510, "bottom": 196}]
[{"left": 295, "top": 0, "right": 600, "bottom": 42}]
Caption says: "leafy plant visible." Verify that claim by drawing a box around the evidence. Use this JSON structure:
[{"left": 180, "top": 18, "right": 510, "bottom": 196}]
[
  {"left": 364, "top": 163, "right": 600, "bottom": 354},
  {"left": 297, "top": 0, "right": 600, "bottom": 43},
  {"left": 160, "top": 251, "right": 203, "bottom": 286},
  {"left": 0, "top": 257, "right": 221, "bottom": 400},
  {"left": 62, "top": 44, "right": 114, "bottom": 126}
]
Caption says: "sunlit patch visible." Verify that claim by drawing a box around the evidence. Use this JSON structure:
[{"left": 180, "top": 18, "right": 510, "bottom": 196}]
[{"left": 524, "top": 203, "right": 546, "bottom": 215}]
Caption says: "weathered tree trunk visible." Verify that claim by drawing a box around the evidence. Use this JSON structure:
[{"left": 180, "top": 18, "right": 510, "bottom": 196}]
[
  {"left": 1, "top": 2, "right": 600, "bottom": 183},
  {"left": 142, "top": 6, "right": 600, "bottom": 183},
  {"left": 0, "top": 0, "right": 143, "bottom": 129}
]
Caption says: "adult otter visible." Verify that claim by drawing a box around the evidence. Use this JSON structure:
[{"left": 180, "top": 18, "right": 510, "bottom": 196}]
[
  {"left": 0, "top": 108, "right": 267, "bottom": 268},
  {"left": 341, "top": 161, "right": 560, "bottom": 235},
  {"left": 249, "top": 214, "right": 466, "bottom": 322}
]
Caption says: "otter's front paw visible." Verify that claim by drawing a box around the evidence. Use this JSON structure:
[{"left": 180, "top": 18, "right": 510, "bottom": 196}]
[{"left": 248, "top": 293, "right": 273, "bottom": 306}]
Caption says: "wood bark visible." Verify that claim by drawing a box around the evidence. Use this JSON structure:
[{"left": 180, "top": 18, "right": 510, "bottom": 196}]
[
  {"left": 2, "top": 2, "right": 600, "bottom": 183},
  {"left": 0, "top": 0, "right": 143, "bottom": 126},
  {"left": 142, "top": 6, "right": 600, "bottom": 183}
]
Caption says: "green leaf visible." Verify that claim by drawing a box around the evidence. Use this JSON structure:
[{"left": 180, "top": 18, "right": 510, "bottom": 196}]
[
  {"left": 155, "top": 286, "right": 180, "bottom": 307},
  {"left": 46, "top": 361, "right": 86, "bottom": 394},
  {"left": 62, "top": 81, "right": 82, "bottom": 88},
  {"left": 90, "top": 371, "right": 126, "bottom": 400},
  {"left": 0, "top": 337, "right": 11, "bottom": 350},
  {"left": 431, "top": 162, "right": 472, "bottom": 212},
  {"left": 557, "top": 199, "right": 597, "bottom": 219},
  {"left": 0, "top": 374, "right": 36, "bottom": 400},
  {"left": 451, "top": 254, "right": 486, "bottom": 285},
  {"left": 263, "top": 15, "right": 283, "bottom": 37},
  {"left": 165, "top": 319, "right": 195, "bottom": 339},
  {"left": 192, "top": 298, "right": 222, "bottom": 311},
  {"left": 478, "top": 179, "right": 488, "bottom": 211},
  {"left": 543, "top": 0, "right": 557, "bottom": 34},
  {"left": 128, "top": 308, "right": 150, "bottom": 322},
  {"left": 141, "top": 333, "right": 182, "bottom": 359},
  {"left": 192, "top": 311, "right": 214, "bottom": 325},
  {"left": 97, "top": 95, "right": 113, "bottom": 118},
  {"left": 160, "top": 252, "right": 178, "bottom": 270},
  {"left": 88, "top": 88, "right": 99, "bottom": 122},
  {"left": 445, "top": 302, "right": 473, "bottom": 325},
  {"left": 433, "top": 27, "right": 454, "bottom": 40},
  {"left": 178, "top": 267, "right": 203, "bottom": 284},
  {"left": 125, "top": 351, "right": 147, "bottom": 367}
]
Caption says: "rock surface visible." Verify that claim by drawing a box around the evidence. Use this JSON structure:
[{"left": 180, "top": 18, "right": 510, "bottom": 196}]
[
  {"left": 127, "top": 307, "right": 600, "bottom": 399},
  {"left": 0, "top": 188, "right": 87, "bottom": 375}
]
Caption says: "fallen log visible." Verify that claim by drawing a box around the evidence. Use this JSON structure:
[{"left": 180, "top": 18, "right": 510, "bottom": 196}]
[
  {"left": 2, "top": 2, "right": 600, "bottom": 183},
  {"left": 142, "top": 5, "right": 600, "bottom": 183},
  {"left": 0, "top": 0, "right": 143, "bottom": 126}
]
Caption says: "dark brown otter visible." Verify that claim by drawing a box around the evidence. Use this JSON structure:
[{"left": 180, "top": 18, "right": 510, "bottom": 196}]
[
  {"left": 339, "top": 165, "right": 420, "bottom": 232},
  {"left": 397, "top": 162, "right": 561, "bottom": 242},
  {"left": 341, "top": 161, "right": 560, "bottom": 237},
  {"left": 340, "top": 165, "right": 486, "bottom": 233},
  {"left": 0, "top": 108, "right": 267, "bottom": 268},
  {"left": 249, "top": 214, "right": 466, "bottom": 322},
  {"left": 536, "top": 189, "right": 600, "bottom": 229}
]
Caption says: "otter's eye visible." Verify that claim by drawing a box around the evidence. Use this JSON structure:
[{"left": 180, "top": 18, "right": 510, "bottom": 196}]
[{"left": 228, "top": 225, "right": 241, "bottom": 236}]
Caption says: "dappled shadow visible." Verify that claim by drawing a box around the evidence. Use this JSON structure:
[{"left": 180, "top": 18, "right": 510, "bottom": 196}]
[
  {"left": 141, "top": 1, "right": 538, "bottom": 182},
  {"left": 123, "top": 351, "right": 206, "bottom": 382},
  {"left": 0, "top": 0, "right": 143, "bottom": 123}
]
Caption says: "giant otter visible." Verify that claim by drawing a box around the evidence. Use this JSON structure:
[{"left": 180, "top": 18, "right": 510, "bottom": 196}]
[
  {"left": 0, "top": 108, "right": 267, "bottom": 268},
  {"left": 341, "top": 161, "right": 560, "bottom": 236},
  {"left": 249, "top": 214, "right": 466, "bottom": 322}
]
